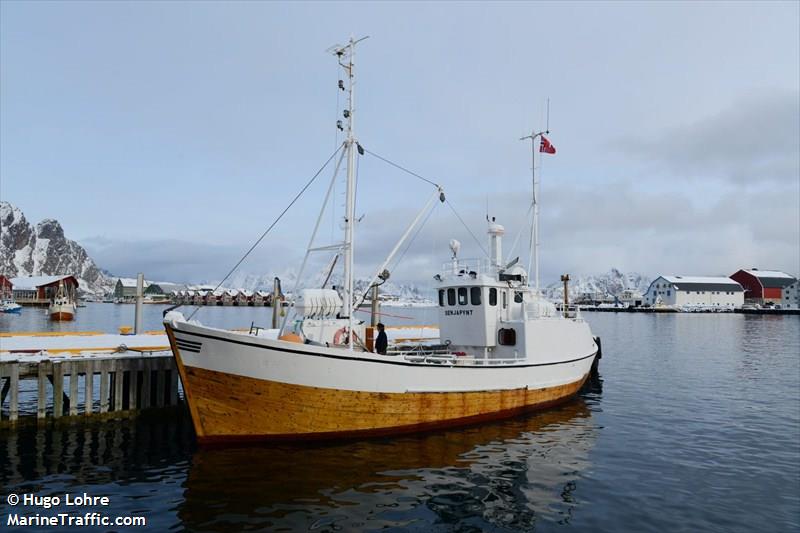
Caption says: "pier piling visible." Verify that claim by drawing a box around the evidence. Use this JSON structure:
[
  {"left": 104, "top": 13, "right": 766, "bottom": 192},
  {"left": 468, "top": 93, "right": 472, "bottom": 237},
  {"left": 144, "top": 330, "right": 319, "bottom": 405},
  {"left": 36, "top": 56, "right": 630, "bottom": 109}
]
[{"left": 0, "top": 350, "right": 181, "bottom": 425}]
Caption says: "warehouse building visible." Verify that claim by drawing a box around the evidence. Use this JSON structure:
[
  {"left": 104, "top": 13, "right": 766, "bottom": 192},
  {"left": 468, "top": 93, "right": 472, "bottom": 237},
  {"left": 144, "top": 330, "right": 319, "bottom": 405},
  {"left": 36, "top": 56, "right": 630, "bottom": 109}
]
[
  {"left": 644, "top": 276, "right": 744, "bottom": 309},
  {"left": 782, "top": 280, "right": 800, "bottom": 309},
  {"left": 729, "top": 269, "right": 797, "bottom": 305}
]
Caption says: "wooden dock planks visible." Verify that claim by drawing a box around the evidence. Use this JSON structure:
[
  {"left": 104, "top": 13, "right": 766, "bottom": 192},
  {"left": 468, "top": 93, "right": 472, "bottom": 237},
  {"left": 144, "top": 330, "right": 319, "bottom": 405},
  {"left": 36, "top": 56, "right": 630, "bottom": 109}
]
[{"left": 0, "top": 352, "right": 180, "bottom": 424}]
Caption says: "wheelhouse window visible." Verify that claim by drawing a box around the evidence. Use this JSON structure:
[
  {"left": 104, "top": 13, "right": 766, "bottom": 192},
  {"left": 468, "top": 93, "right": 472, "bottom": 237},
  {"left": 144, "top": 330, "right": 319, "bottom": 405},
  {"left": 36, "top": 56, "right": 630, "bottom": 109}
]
[
  {"left": 489, "top": 288, "right": 497, "bottom": 306},
  {"left": 514, "top": 292, "right": 523, "bottom": 303},
  {"left": 470, "top": 287, "right": 481, "bottom": 305},
  {"left": 438, "top": 290, "right": 444, "bottom": 307},
  {"left": 458, "top": 287, "right": 468, "bottom": 305},
  {"left": 447, "top": 288, "right": 455, "bottom": 306},
  {"left": 502, "top": 291, "right": 507, "bottom": 308}
]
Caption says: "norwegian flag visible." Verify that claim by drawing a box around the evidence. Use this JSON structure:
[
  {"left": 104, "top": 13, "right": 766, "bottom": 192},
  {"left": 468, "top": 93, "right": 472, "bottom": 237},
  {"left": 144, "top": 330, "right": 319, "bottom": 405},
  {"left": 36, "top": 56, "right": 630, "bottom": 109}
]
[{"left": 539, "top": 136, "right": 556, "bottom": 154}]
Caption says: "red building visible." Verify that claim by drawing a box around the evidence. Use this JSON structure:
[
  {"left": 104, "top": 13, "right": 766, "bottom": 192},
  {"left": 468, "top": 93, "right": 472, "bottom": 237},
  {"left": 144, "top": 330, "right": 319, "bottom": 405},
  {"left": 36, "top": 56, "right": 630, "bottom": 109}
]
[
  {"left": 10, "top": 275, "right": 79, "bottom": 304},
  {"left": 729, "top": 269, "right": 797, "bottom": 305},
  {"left": 0, "top": 275, "right": 12, "bottom": 291}
]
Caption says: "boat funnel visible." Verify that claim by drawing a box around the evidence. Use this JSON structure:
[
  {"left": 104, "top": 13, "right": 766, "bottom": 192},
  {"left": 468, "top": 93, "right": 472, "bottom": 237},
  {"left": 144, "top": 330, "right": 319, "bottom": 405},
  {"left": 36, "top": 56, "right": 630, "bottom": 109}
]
[{"left": 487, "top": 217, "right": 505, "bottom": 267}]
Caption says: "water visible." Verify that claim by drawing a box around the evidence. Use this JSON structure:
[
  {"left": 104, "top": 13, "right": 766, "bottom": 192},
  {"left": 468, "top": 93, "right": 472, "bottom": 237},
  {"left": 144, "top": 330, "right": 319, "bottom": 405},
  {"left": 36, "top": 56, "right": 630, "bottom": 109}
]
[
  {"left": 1, "top": 311, "right": 799, "bottom": 532},
  {"left": 0, "top": 302, "right": 441, "bottom": 333}
]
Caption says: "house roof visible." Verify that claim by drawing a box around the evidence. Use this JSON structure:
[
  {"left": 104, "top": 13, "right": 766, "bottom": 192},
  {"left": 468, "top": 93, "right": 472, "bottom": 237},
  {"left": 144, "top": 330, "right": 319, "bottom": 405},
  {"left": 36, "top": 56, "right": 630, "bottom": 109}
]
[
  {"left": 116, "top": 278, "right": 152, "bottom": 288},
  {"left": 740, "top": 270, "right": 797, "bottom": 289},
  {"left": 10, "top": 275, "right": 79, "bottom": 290},
  {"left": 656, "top": 276, "right": 744, "bottom": 292}
]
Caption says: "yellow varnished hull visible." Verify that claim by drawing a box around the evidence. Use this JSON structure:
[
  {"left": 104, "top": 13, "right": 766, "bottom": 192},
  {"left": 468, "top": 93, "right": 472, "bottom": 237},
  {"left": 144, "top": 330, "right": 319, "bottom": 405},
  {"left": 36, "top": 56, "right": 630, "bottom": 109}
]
[{"left": 178, "top": 362, "right": 588, "bottom": 443}]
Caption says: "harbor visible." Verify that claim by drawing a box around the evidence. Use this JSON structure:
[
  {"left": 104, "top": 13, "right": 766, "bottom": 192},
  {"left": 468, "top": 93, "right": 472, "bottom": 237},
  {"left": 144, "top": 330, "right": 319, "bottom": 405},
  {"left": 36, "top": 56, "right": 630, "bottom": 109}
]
[{"left": 1, "top": 2, "right": 798, "bottom": 532}]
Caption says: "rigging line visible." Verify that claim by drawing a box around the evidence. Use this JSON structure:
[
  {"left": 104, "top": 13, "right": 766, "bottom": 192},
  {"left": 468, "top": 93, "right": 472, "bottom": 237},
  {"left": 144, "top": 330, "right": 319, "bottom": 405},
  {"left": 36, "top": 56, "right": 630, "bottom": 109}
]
[
  {"left": 445, "top": 199, "right": 490, "bottom": 259},
  {"left": 362, "top": 148, "right": 440, "bottom": 188},
  {"left": 390, "top": 200, "right": 439, "bottom": 272},
  {"left": 187, "top": 144, "right": 344, "bottom": 321},
  {"left": 506, "top": 201, "right": 534, "bottom": 262}
]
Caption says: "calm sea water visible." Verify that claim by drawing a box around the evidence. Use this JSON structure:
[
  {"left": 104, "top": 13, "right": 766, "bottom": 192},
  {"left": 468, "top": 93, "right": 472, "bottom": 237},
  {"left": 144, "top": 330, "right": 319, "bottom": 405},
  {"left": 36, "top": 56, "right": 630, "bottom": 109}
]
[{"left": 1, "top": 308, "right": 799, "bottom": 532}]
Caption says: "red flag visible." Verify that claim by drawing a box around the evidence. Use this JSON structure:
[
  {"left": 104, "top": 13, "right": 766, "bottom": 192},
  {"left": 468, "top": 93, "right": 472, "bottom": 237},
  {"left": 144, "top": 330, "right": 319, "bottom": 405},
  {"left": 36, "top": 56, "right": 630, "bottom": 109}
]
[{"left": 539, "top": 136, "right": 556, "bottom": 154}]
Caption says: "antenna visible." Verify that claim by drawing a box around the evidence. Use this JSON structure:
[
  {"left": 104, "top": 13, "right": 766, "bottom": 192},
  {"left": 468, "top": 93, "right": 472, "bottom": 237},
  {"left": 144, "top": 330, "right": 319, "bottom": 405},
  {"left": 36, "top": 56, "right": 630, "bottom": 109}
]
[{"left": 546, "top": 97, "right": 550, "bottom": 133}]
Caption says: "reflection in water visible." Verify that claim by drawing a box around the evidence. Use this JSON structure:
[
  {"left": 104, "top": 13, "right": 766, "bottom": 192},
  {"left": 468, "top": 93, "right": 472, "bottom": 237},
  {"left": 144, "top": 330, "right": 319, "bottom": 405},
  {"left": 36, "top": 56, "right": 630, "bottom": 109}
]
[
  {"left": 0, "top": 386, "right": 602, "bottom": 532},
  {"left": 181, "top": 395, "right": 600, "bottom": 532}
]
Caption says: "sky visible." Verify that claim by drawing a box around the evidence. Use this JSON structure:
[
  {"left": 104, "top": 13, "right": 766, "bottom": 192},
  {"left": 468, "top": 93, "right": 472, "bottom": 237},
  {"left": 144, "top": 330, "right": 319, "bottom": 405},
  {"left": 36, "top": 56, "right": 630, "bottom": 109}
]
[{"left": 1, "top": 1, "right": 798, "bottom": 286}]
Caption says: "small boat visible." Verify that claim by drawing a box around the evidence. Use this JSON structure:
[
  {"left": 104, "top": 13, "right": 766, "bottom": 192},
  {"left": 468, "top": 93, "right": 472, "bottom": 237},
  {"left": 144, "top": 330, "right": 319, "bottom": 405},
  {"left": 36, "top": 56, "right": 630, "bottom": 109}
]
[
  {"left": 164, "top": 37, "right": 598, "bottom": 444},
  {"left": 1, "top": 300, "right": 22, "bottom": 313},
  {"left": 0, "top": 283, "right": 22, "bottom": 313},
  {"left": 49, "top": 280, "right": 76, "bottom": 321}
]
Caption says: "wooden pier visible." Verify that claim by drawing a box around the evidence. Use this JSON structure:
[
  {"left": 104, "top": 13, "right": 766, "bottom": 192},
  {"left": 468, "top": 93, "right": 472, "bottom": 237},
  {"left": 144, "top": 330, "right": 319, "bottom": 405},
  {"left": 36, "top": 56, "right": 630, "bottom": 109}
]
[{"left": 0, "top": 342, "right": 181, "bottom": 425}]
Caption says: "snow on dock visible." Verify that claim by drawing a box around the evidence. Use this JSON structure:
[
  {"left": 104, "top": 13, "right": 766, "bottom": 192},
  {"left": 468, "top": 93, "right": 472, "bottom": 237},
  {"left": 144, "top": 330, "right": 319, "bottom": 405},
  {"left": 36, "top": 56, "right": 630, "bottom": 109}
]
[{"left": 1, "top": 331, "right": 169, "bottom": 355}]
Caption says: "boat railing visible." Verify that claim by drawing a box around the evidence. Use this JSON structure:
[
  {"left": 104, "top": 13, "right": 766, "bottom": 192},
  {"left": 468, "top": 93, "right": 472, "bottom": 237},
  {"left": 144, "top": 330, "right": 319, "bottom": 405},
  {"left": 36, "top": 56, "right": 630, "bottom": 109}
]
[
  {"left": 438, "top": 258, "right": 495, "bottom": 281},
  {"left": 397, "top": 350, "right": 527, "bottom": 366}
]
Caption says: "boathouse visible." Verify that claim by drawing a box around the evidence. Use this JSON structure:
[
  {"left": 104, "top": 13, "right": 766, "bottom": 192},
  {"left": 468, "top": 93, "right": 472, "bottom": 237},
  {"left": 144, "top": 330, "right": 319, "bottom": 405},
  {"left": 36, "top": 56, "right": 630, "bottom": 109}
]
[
  {"left": 114, "top": 278, "right": 151, "bottom": 301},
  {"left": 236, "top": 289, "right": 253, "bottom": 306},
  {"left": 729, "top": 269, "right": 797, "bottom": 305},
  {"left": 0, "top": 275, "right": 11, "bottom": 294},
  {"left": 10, "top": 275, "right": 79, "bottom": 305},
  {"left": 644, "top": 276, "right": 744, "bottom": 309}
]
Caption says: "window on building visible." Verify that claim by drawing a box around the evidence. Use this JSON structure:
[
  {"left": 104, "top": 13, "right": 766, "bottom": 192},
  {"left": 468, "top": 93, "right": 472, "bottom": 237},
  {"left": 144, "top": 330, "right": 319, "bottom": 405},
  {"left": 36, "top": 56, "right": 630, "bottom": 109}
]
[
  {"left": 447, "top": 288, "right": 455, "bottom": 306},
  {"left": 667, "top": 290, "right": 671, "bottom": 296},
  {"left": 438, "top": 290, "right": 444, "bottom": 307},
  {"left": 489, "top": 288, "right": 497, "bottom": 306},
  {"left": 458, "top": 287, "right": 468, "bottom": 305},
  {"left": 470, "top": 287, "right": 481, "bottom": 305}
]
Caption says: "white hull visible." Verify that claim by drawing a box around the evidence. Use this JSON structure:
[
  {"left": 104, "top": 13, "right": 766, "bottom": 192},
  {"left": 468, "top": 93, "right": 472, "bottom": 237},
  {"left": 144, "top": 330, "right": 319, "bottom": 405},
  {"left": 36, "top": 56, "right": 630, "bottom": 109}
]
[
  {"left": 49, "top": 302, "right": 76, "bottom": 321},
  {"left": 169, "top": 319, "right": 596, "bottom": 395}
]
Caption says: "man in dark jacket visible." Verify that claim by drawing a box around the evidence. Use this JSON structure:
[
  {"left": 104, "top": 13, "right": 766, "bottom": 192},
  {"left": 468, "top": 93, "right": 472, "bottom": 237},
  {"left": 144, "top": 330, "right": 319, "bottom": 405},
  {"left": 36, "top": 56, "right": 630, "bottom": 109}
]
[{"left": 375, "top": 322, "right": 388, "bottom": 355}]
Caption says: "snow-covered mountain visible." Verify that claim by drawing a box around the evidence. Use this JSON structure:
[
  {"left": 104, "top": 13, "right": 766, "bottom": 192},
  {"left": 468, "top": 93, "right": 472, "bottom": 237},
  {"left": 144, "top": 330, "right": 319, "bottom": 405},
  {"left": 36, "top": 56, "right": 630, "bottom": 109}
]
[
  {"left": 543, "top": 268, "right": 651, "bottom": 301},
  {"left": 0, "top": 201, "right": 114, "bottom": 296},
  {"left": 216, "top": 269, "right": 433, "bottom": 302}
]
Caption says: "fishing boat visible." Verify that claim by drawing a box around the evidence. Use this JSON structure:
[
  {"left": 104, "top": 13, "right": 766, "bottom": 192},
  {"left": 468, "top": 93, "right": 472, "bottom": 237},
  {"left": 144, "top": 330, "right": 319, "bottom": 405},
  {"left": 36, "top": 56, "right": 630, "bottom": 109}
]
[
  {"left": 164, "top": 37, "right": 599, "bottom": 443},
  {"left": 49, "top": 280, "right": 76, "bottom": 321},
  {"left": 1, "top": 300, "right": 22, "bottom": 313},
  {"left": 0, "top": 281, "right": 21, "bottom": 313}
]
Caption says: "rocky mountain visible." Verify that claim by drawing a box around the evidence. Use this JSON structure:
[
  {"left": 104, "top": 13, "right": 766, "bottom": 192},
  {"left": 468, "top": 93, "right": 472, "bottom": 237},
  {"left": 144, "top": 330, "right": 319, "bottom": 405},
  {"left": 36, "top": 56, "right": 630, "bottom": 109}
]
[
  {"left": 543, "top": 268, "right": 651, "bottom": 301},
  {"left": 0, "top": 201, "right": 113, "bottom": 296}
]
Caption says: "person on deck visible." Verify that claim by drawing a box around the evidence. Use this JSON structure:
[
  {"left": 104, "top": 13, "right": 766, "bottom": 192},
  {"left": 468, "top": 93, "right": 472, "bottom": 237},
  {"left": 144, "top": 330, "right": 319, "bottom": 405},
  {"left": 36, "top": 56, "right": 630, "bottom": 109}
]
[{"left": 375, "top": 323, "right": 388, "bottom": 355}]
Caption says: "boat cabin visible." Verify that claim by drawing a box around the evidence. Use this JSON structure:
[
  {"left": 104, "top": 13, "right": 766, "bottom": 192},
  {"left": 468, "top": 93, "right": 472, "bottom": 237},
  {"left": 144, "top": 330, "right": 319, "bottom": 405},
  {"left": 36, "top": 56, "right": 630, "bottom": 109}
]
[{"left": 435, "top": 220, "right": 558, "bottom": 360}]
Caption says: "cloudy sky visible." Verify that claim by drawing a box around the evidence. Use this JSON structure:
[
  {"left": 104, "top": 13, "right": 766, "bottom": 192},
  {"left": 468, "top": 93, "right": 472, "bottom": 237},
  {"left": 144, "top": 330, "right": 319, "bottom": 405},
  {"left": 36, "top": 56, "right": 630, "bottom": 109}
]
[{"left": 2, "top": 1, "right": 798, "bottom": 285}]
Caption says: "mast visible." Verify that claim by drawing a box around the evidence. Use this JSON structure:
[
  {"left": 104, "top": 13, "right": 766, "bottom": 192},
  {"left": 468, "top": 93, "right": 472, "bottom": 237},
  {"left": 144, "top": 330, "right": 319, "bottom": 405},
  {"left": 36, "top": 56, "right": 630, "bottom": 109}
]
[
  {"left": 520, "top": 130, "right": 545, "bottom": 294},
  {"left": 334, "top": 36, "right": 368, "bottom": 350}
]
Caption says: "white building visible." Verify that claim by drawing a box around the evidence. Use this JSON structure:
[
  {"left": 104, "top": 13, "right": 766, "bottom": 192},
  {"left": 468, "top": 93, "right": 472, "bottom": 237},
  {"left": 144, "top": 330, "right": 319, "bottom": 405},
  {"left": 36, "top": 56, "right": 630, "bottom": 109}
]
[
  {"left": 782, "top": 280, "right": 800, "bottom": 309},
  {"left": 644, "top": 276, "right": 744, "bottom": 309},
  {"left": 618, "top": 289, "right": 644, "bottom": 307}
]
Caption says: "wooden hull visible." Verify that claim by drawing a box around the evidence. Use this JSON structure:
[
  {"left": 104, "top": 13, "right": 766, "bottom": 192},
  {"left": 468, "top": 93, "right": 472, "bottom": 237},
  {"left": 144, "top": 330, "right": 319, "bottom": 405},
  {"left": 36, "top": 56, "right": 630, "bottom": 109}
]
[
  {"left": 165, "top": 322, "right": 596, "bottom": 444},
  {"left": 180, "top": 363, "right": 588, "bottom": 444},
  {"left": 50, "top": 311, "right": 74, "bottom": 321}
]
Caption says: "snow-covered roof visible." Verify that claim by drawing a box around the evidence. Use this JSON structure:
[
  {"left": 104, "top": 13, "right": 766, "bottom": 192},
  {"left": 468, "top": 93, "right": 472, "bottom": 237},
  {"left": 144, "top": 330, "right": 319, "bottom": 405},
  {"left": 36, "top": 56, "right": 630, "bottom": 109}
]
[
  {"left": 10, "top": 275, "right": 78, "bottom": 289},
  {"left": 743, "top": 269, "right": 794, "bottom": 279},
  {"left": 116, "top": 278, "right": 152, "bottom": 288},
  {"left": 662, "top": 276, "right": 738, "bottom": 285},
  {"left": 656, "top": 276, "right": 743, "bottom": 292}
]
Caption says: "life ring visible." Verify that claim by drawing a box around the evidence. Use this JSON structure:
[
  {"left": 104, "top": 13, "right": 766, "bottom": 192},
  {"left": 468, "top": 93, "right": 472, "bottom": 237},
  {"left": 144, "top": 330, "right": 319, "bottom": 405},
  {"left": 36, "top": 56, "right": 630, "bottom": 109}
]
[{"left": 333, "top": 327, "right": 361, "bottom": 345}]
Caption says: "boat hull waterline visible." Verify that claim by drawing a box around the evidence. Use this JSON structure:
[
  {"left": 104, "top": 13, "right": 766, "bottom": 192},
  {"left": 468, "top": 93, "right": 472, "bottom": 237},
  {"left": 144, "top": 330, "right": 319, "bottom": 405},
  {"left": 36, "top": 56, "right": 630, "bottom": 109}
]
[
  {"left": 50, "top": 310, "right": 75, "bottom": 321},
  {"left": 166, "top": 321, "right": 597, "bottom": 443}
]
